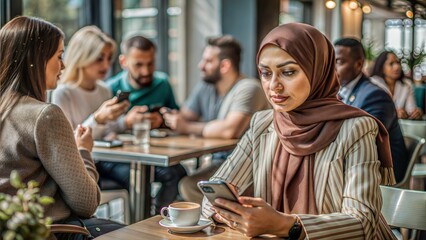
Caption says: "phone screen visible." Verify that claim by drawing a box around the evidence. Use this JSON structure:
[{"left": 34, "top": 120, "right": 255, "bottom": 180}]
[{"left": 116, "top": 90, "right": 130, "bottom": 103}]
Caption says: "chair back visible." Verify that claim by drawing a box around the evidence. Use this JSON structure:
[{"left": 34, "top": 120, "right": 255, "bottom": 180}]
[
  {"left": 393, "top": 135, "right": 425, "bottom": 189},
  {"left": 380, "top": 186, "right": 426, "bottom": 231},
  {"left": 398, "top": 119, "right": 426, "bottom": 156}
]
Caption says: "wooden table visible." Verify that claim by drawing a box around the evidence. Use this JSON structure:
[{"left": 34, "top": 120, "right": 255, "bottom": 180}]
[
  {"left": 92, "top": 135, "right": 238, "bottom": 222},
  {"left": 96, "top": 215, "right": 281, "bottom": 240}
]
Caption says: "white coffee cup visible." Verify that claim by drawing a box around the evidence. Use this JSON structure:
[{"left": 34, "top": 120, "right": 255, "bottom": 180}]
[{"left": 160, "top": 202, "right": 201, "bottom": 226}]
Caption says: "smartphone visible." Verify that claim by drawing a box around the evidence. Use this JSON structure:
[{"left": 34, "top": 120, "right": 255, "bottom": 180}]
[
  {"left": 116, "top": 90, "right": 130, "bottom": 103},
  {"left": 148, "top": 105, "right": 162, "bottom": 113},
  {"left": 94, "top": 140, "right": 123, "bottom": 148},
  {"left": 197, "top": 180, "right": 239, "bottom": 204}
]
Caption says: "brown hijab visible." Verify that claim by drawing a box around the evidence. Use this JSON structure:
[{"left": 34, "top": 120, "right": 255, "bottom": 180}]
[{"left": 256, "top": 23, "right": 393, "bottom": 214}]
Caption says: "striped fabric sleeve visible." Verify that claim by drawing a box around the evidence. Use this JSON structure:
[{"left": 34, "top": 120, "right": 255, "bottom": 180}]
[
  {"left": 202, "top": 115, "right": 256, "bottom": 218},
  {"left": 299, "top": 117, "right": 384, "bottom": 239}
]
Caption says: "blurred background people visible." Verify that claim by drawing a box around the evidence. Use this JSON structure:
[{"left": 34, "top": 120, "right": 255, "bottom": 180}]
[
  {"left": 371, "top": 51, "right": 423, "bottom": 120},
  {"left": 106, "top": 35, "right": 186, "bottom": 214},
  {"left": 334, "top": 38, "right": 409, "bottom": 183},
  {"left": 107, "top": 35, "right": 179, "bottom": 129},
  {"left": 0, "top": 16, "right": 124, "bottom": 239},
  {"left": 51, "top": 25, "right": 129, "bottom": 139},
  {"left": 162, "top": 35, "right": 269, "bottom": 204}
]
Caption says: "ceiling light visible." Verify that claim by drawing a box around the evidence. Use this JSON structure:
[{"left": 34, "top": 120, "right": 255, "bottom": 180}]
[
  {"left": 362, "top": 5, "right": 372, "bottom": 14},
  {"left": 348, "top": 0, "right": 359, "bottom": 10},
  {"left": 406, "top": 10, "right": 413, "bottom": 18},
  {"left": 325, "top": 0, "right": 336, "bottom": 9}
]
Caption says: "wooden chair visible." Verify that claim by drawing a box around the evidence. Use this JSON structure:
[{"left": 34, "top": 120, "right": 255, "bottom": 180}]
[
  {"left": 50, "top": 224, "right": 91, "bottom": 238},
  {"left": 393, "top": 135, "right": 425, "bottom": 189},
  {"left": 380, "top": 186, "right": 426, "bottom": 240}
]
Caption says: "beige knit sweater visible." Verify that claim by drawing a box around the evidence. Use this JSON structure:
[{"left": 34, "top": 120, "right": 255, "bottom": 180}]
[{"left": 0, "top": 96, "right": 100, "bottom": 221}]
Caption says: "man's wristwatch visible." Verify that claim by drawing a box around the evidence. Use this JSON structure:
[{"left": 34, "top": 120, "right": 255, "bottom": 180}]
[{"left": 288, "top": 219, "right": 302, "bottom": 240}]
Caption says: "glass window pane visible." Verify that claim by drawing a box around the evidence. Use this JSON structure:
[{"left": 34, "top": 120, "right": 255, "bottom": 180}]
[
  {"left": 22, "top": 0, "right": 83, "bottom": 44},
  {"left": 116, "top": 0, "right": 158, "bottom": 43}
]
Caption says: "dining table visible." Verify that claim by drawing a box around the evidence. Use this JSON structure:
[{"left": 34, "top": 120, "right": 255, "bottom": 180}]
[
  {"left": 92, "top": 134, "right": 238, "bottom": 222},
  {"left": 95, "top": 215, "right": 282, "bottom": 239}
]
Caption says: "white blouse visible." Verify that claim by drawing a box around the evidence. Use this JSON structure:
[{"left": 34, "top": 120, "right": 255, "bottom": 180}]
[{"left": 370, "top": 76, "right": 418, "bottom": 114}]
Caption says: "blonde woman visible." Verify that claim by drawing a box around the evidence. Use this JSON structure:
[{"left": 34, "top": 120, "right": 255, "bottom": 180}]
[
  {"left": 51, "top": 26, "right": 129, "bottom": 139},
  {"left": 51, "top": 26, "right": 132, "bottom": 192}
]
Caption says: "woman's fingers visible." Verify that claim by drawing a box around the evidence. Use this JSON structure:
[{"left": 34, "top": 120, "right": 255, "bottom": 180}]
[
  {"left": 212, "top": 205, "right": 243, "bottom": 228},
  {"left": 238, "top": 197, "right": 268, "bottom": 207}
]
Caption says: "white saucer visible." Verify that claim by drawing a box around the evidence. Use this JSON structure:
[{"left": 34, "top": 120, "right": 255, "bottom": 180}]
[{"left": 159, "top": 218, "right": 212, "bottom": 233}]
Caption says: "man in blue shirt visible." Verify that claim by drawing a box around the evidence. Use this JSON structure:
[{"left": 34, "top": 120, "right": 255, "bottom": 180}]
[{"left": 104, "top": 36, "right": 185, "bottom": 214}]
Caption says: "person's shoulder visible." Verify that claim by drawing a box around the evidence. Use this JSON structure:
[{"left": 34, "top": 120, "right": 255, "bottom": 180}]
[
  {"left": 106, "top": 71, "right": 125, "bottom": 86},
  {"left": 252, "top": 109, "right": 274, "bottom": 123},
  {"left": 233, "top": 77, "right": 262, "bottom": 92},
  {"left": 16, "top": 97, "right": 64, "bottom": 120},
  {"left": 153, "top": 71, "right": 169, "bottom": 81},
  {"left": 359, "top": 78, "right": 392, "bottom": 100},
  {"left": 52, "top": 83, "right": 73, "bottom": 95},
  {"left": 339, "top": 116, "right": 378, "bottom": 140}
]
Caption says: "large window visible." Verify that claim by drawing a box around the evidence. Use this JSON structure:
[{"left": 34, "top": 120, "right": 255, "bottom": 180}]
[
  {"left": 385, "top": 18, "right": 426, "bottom": 79},
  {"left": 114, "top": 0, "right": 185, "bottom": 100},
  {"left": 22, "top": 0, "right": 84, "bottom": 44}
]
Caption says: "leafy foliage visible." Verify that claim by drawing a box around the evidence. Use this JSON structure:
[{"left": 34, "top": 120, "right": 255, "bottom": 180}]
[
  {"left": 362, "top": 39, "right": 378, "bottom": 61},
  {"left": 0, "top": 171, "right": 54, "bottom": 240}
]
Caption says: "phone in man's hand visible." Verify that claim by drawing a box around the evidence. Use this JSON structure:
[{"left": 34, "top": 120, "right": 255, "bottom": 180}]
[
  {"left": 198, "top": 180, "right": 239, "bottom": 204},
  {"left": 116, "top": 90, "right": 130, "bottom": 103}
]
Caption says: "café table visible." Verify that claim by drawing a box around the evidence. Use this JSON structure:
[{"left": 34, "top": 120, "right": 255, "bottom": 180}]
[
  {"left": 95, "top": 215, "right": 281, "bottom": 240},
  {"left": 92, "top": 135, "right": 238, "bottom": 222}
]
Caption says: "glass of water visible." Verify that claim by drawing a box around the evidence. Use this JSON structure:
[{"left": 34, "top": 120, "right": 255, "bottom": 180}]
[{"left": 133, "top": 119, "right": 151, "bottom": 146}]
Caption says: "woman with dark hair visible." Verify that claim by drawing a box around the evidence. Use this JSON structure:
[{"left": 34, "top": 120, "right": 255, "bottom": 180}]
[
  {"left": 201, "top": 23, "right": 396, "bottom": 239},
  {"left": 0, "top": 16, "right": 123, "bottom": 239},
  {"left": 371, "top": 51, "right": 423, "bottom": 119}
]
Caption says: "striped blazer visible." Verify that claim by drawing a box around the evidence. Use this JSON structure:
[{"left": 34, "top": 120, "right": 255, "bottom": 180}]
[{"left": 202, "top": 110, "right": 396, "bottom": 239}]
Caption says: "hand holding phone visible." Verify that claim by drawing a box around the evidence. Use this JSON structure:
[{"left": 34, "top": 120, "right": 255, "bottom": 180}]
[
  {"left": 198, "top": 180, "right": 239, "bottom": 205},
  {"left": 116, "top": 90, "right": 130, "bottom": 103}
]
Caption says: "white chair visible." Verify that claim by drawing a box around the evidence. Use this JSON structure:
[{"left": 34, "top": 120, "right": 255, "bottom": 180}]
[
  {"left": 399, "top": 119, "right": 426, "bottom": 156},
  {"left": 394, "top": 135, "right": 426, "bottom": 189},
  {"left": 380, "top": 186, "right": 426, "bottom": 240},
  {"left": 99, "top": 189, "right": 130, "bottom": 225}
]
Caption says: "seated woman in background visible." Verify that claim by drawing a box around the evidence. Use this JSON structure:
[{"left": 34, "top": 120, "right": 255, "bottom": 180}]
[
  {"left": 202, "top": 23, "right": 396, "bottom": 239},
  {"left": 0, "top": 16, "right": 124, "bottom": 239},
  {"left": 52, "top": 25, "right": 186, "bottom": 213},
  {"left": 51, "top": 25, "right": 129, "bottom": 139},
  {"left": 371, "top": 51, "right": 423, "bottom": 119}
]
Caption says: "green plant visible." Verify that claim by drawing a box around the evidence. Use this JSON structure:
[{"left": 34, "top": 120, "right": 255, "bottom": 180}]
[
  {"left": 0, "top": 171, "right": 54, "bottom": 240},
  {"left": 401, "top": 43, "right": 426, "bottom": 75},
  {"left": 362, "top": 39, "right": 378, "bottom": 61}
]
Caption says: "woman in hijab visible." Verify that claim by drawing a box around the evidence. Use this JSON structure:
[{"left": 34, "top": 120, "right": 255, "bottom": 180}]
[{"left": 201, "top": 23, "right": 396, "bottom": 239}]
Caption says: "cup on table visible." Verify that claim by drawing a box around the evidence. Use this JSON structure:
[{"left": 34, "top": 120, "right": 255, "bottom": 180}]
[
  {"left": 133, "top": 119, "right": 151, "bottom": 146},
  {"left": 160, "top": 202, "right": 201, "bottom": 226}
]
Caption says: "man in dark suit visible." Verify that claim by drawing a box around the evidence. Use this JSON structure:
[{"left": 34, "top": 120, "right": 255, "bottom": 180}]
[{"left": 334, "top": 38, "right": 409, "bottom": 183}]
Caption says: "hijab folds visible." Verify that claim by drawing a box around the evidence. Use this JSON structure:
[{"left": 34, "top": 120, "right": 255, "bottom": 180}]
[{"left": 256, "top": 23, "right": 394, "bottom": 214}]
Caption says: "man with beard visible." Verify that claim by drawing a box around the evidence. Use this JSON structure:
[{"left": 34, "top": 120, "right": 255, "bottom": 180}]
[
  {"left": 334, "top": 38, "right": 408, "bottom": 183},
  {"left": 107, "top": 35, "right": 179, "bottom": 129},
  {"left": 106, "top": 36, "right": 185, "bottom": 215},
  {"left": 162, "top": 35, "right": 269, "bottom": 203}
]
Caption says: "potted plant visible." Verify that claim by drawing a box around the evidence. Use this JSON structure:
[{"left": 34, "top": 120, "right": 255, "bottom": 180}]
[
  {"left": 362, "top": 39, "right": 378, "bottom": 76},
  {"left": 0, "top": 171, "right": 54, "bottom": 240}
]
